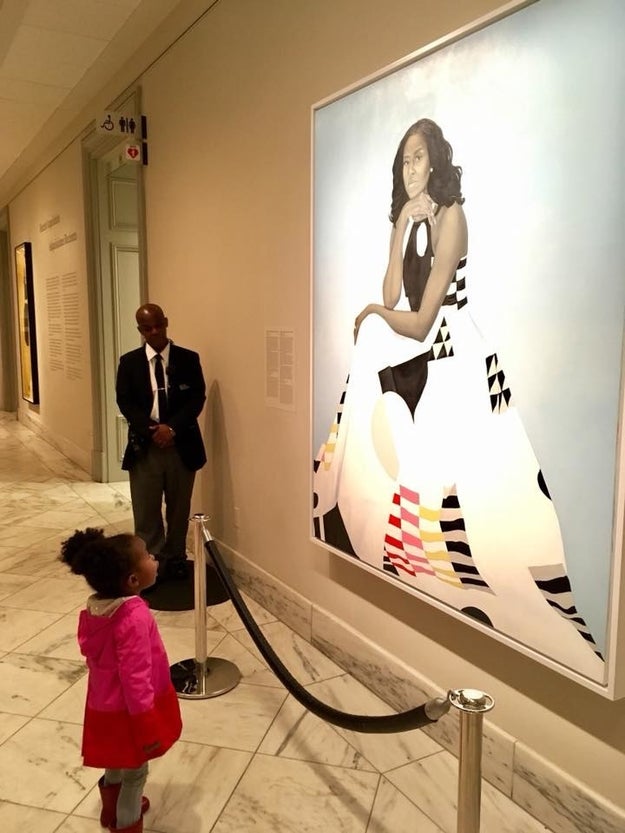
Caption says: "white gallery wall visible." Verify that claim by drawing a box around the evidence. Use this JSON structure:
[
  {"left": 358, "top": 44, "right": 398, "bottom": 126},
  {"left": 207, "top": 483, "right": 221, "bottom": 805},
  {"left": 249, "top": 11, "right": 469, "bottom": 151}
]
[
  {"left": 9, "top": 142, "right": 93, "bottom": 469},
  {"left": 6, "top": 0, "right": 625, "bottom": 811}
]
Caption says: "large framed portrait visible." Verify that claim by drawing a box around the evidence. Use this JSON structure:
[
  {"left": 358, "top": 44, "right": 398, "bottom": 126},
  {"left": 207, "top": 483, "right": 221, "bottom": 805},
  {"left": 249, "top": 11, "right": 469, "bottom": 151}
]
[
  {"left": 311, "top": 0, "right": 625, "bottom": 697},
  {"left": 14, "top": 242, "right": 39, "bottom": 405}
]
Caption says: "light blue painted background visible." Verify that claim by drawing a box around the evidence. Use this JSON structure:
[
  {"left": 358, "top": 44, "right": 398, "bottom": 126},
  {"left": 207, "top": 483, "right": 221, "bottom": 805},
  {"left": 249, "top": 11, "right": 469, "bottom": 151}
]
[{"left": 313, "top": 0, "right": 625, "bottom": 659}]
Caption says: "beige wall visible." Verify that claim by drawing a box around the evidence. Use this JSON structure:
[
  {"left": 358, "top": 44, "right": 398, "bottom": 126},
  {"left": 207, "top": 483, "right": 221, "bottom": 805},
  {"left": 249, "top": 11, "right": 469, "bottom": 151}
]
[
  {"left": 6, "top": 0, "right": 625, "bottom": 810},
  {"left": 138, "top": 0, "right": 625, "bottom": 807},
  {"left": 9, "top": 142, "right": 92, "bottom": 469}
]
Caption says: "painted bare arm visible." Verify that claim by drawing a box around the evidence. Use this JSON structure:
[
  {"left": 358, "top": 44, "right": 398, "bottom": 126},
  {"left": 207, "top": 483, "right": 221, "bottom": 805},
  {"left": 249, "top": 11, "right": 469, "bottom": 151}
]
[
  {"left": 382, "top": 192, "right": 439, "bottom": 308},
  {"left": 356, "top": 202, "right": 467, "bottom": 342}
]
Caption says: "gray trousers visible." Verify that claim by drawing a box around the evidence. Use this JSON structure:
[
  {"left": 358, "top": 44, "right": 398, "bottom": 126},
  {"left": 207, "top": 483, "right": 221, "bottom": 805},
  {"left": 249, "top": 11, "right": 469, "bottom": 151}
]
[
  {"left": 105, "top": 762, "right": 148, "bottom": 827},
  {"left": 129, "top": 444, "right": 195, "bottom": 564}
]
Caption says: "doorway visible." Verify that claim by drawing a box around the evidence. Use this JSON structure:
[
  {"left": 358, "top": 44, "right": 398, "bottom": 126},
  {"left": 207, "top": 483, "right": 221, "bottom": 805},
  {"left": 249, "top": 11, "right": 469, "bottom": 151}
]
[
  {"left": 84, "top": 102, "right": 147, "bottom": 482},
  {"left": 95, "top": 146, "right": 143, "bottom": 481}
]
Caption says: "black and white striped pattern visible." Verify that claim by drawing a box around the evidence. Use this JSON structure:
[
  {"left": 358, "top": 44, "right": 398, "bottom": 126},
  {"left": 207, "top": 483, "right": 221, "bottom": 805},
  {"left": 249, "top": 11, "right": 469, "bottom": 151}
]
[{"left": 530, "top": 564, "right": 604, "bottom": 659}]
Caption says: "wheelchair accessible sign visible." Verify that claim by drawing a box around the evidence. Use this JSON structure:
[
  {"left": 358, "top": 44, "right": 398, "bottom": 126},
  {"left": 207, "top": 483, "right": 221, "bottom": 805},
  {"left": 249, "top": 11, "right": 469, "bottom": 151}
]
[{"left": 96, "top": 110, "right": 139, "bottom": 137}]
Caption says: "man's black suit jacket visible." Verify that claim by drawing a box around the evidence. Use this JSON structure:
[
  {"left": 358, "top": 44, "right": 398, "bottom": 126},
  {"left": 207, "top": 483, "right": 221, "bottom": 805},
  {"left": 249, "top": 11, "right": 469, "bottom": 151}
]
[{"left": 116, "top": 343, "right": 207, "bottom": 472}]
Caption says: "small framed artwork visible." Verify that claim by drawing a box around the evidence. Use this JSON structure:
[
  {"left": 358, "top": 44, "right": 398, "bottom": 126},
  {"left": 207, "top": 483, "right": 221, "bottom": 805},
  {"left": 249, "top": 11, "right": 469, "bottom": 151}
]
[
  {"left": 14, "top": 242, "right": 39, "bottom": 404},
  {"left": 311, "top": 0, "right": 625, "bottom": 696}
]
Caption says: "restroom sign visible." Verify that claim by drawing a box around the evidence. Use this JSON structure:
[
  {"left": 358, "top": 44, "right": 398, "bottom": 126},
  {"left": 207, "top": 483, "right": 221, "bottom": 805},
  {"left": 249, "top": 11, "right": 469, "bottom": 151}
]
[
  {"left": 96, "top": 111, "right": 139, "bottom": 136},
  {"left": 123, "top": 143, "right": 142, "bottom": 162}
]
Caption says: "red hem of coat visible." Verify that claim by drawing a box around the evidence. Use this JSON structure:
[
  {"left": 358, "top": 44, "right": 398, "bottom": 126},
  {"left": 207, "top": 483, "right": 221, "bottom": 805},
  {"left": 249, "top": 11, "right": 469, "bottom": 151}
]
[{"left": 82, "top": 685, "right": 182, "bottom": 769}]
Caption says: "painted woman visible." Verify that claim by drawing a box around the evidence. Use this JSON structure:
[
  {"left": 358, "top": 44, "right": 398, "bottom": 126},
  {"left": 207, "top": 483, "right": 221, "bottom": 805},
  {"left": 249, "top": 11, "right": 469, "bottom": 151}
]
[{"left": 314, "top": 119, "right": 603, "bottom": 677}]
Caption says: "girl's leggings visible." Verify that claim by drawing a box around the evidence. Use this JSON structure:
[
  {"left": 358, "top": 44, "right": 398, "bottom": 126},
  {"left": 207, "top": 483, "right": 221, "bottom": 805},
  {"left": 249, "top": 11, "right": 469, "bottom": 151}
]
[{"left": 104, "top": 763, "right": 149, "bottom": 828}]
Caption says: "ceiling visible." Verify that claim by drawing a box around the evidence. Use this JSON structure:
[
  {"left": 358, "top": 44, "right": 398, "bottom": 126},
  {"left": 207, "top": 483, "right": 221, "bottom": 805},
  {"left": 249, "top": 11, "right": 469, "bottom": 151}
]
[{"left": 0, "top": 0, "right": 183, "bottom": 203}]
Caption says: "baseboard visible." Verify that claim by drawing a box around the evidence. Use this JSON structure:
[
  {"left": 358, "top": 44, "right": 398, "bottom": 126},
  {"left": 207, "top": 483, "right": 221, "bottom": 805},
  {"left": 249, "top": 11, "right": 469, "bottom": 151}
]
[
  {"left": 19, "top": 411, "right": 91, "bottom": 475},
  {"left": 217, "top": 540, "right": 625, "bottom": 833}
]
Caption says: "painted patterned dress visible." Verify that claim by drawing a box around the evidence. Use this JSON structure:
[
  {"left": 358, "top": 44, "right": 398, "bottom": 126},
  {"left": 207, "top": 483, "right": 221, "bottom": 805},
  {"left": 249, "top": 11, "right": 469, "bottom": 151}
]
[{"left": 313, "top": 218, "right": 603, "bottom": 678}]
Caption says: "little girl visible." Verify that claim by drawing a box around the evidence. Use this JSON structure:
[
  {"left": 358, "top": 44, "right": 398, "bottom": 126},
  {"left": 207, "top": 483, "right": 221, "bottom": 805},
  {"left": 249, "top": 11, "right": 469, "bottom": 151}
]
[{"left": 60, "top": 528, "right": 182, "bottom": 833}]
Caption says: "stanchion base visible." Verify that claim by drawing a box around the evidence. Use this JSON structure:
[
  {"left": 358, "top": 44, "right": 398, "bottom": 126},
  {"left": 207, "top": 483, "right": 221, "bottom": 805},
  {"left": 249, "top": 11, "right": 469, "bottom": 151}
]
[
  {"left": 142, "top": 562, "right": 229, "bottom": 612},
  {"left": 170, "top": 657, "right": 241, "bottom": 699}
]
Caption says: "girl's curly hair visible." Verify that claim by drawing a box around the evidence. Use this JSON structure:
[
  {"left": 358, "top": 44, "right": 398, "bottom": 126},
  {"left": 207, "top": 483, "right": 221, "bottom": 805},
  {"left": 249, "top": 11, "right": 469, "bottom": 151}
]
[{"left": 60, "top": 527, "right": 137, "bottom": 597}]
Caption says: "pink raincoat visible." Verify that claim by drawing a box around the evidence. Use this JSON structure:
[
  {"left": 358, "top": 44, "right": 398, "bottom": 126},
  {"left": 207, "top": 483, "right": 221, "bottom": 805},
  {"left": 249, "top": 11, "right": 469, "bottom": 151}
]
[{"left": 78, "top": 595, "right": 182, "bottom": 768}]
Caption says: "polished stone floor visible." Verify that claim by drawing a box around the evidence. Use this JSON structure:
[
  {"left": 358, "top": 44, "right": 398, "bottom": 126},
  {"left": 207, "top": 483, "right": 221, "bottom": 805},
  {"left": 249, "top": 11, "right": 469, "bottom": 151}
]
[{"left": 0, "top": 412, "right": 552, "bottom": 832}]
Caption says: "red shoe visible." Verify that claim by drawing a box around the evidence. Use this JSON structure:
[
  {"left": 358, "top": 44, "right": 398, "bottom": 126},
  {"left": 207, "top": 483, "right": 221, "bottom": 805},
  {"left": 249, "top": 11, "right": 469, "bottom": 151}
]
[{"left": 98, "top": 777, "right": 149, "bottom": 828}]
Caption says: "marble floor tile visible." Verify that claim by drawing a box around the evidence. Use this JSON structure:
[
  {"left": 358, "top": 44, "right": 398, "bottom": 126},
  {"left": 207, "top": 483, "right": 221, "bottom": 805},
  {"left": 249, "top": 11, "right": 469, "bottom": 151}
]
[
  {"left": 208, "top": 593, "right": 278, "bottom": 632},
  {"left": 179, "top": 682, "right": 287, "bottom": 751},
  {"left": 258, "top": 691, "right": 376, "bottom": 770},
  {"left": 386, "top": 749, "right": 550, "bottom": 833},
  {"left": 304, "top": 675, "right": 444, "bottom": 773},
  {"left": 7, "top": 551, "right": 75, "bottom": 579},
  {"left": 39, "top": 674, "right": 88, "bottom": 724},
  {"left": 0, "top": 710, "right": 30, "bottom": 743},
  {"left": 258, "top": 674, "right": 443, "bottom": 776},
  {"left": 0, "top": 718, "right": 96, "bottom": 812},
  {"left": 368, "top": 777, "right": 443, "bottom": 832},
  {"left": 0, "top": 490, "right": 86, "bottom": 522},
  {"left": 67, "top": 483, "right": 134, "bottom": 525},
  {"left": 57, "top": 815, "right": 162, "bottom": 832},
  {"left": 0, "top": 524, "right": 61, "bottom": 551},
  {"left": 0, "top": 571, "right": 39, "bottom": 600},
  {"left": 0, "top": 548, "right": 44, "bottom": 574},
  {"left": 0, "top": 503, "right": 53, "bottom": 527},
  {"left": 209, "top": 632, "right": 285, "bottom": 688},
  {"left": 152, "top": 606, "right": 225, "bottom": 631},
  {"left": 0, "top": 576, "right": 89, "bottom": 613},
  {"left": 109, "top": 480, "right": 131, "bottom": 500},
  {"left": 0, "top": 802, "right": 67, "bottom": 833},
  {"left": 28, "top": 508, "right": 107, "bottom": 531},
  {"left": 0, "top": 415, "right": 561, "bottom": 833},
  {"left": 211, "top": 753, "right": 380, "bottom": 833},
  {"left": 54, "top": 817, "right": 115, "bottom": 832},
  {"left": 0, "top": 653, "right": 86, "bottom": 716},
  {"left": 233, "top": 619, "right": 346, "bottom": 685},
  {"left": 158, "top": 624, "right": 227, "bottom": 664},
  {"left": 68, "top": 481, "right": 129, "bottom": 505},
  {"left": 0, "top": 606, "right": 62, "bottom": 651},
  {"left": 74, "top": 741, "right": 253, "bottom": 833},
  {"left": 6, "top": 528, "right": 68, "bottom": 553},
  {"left": 18, "top": 613, "right": 83, "bottom": 661}
]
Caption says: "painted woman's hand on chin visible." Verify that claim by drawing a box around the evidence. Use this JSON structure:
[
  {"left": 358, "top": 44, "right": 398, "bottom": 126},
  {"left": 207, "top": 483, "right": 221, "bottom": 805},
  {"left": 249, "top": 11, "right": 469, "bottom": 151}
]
[{"left": 401, "top": 192, "right": 438, "bottom": 226}]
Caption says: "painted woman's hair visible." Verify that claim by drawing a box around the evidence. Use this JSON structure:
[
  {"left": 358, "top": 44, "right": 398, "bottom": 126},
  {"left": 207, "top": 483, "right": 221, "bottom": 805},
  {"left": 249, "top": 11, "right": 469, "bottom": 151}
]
[{"left": 389, "top": 118, "right": 464, "bottom": 224}]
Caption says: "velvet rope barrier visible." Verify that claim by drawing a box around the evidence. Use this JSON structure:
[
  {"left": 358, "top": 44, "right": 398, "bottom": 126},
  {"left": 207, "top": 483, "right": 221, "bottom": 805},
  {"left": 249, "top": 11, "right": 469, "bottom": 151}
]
[{"left": 202, "top": 530, "right": 451, "bottom": 733}]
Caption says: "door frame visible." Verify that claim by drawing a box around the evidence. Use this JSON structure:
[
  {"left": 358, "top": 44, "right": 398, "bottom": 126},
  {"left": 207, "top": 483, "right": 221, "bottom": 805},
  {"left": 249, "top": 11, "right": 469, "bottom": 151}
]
[{"left": 83, "top": 87, "right": 148, "bottom": 482}]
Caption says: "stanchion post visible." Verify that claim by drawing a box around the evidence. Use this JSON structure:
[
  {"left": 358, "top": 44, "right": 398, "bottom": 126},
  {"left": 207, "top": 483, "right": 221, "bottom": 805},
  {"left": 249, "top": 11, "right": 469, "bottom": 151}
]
[
  {"left": 170, "top": 514, "right": 241, "bottom": 699},
  {"left": 193, "top": 515, "right": 207, "bottom": 670},
  {"left": 448, "top": 688, "right": 495, "bottom": 833}
]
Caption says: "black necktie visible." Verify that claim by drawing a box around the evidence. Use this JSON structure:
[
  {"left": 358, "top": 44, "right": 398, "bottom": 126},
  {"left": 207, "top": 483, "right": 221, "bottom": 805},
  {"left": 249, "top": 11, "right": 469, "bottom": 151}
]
[{"left": 154, "top": 353, "right": 168, "bottom": 423}]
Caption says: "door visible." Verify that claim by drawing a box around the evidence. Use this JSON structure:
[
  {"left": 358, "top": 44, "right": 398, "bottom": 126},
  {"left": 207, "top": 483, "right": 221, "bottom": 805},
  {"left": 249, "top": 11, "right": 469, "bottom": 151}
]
[{"left": 96, "top": 146, "right": 142, "bottom": 481}]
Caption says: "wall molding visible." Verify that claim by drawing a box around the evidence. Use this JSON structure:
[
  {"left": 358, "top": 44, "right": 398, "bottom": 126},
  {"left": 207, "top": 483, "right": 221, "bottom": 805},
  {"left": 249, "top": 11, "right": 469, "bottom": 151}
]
[{"left": 218, "top": 540, "right": 625, "bottom": 833}]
